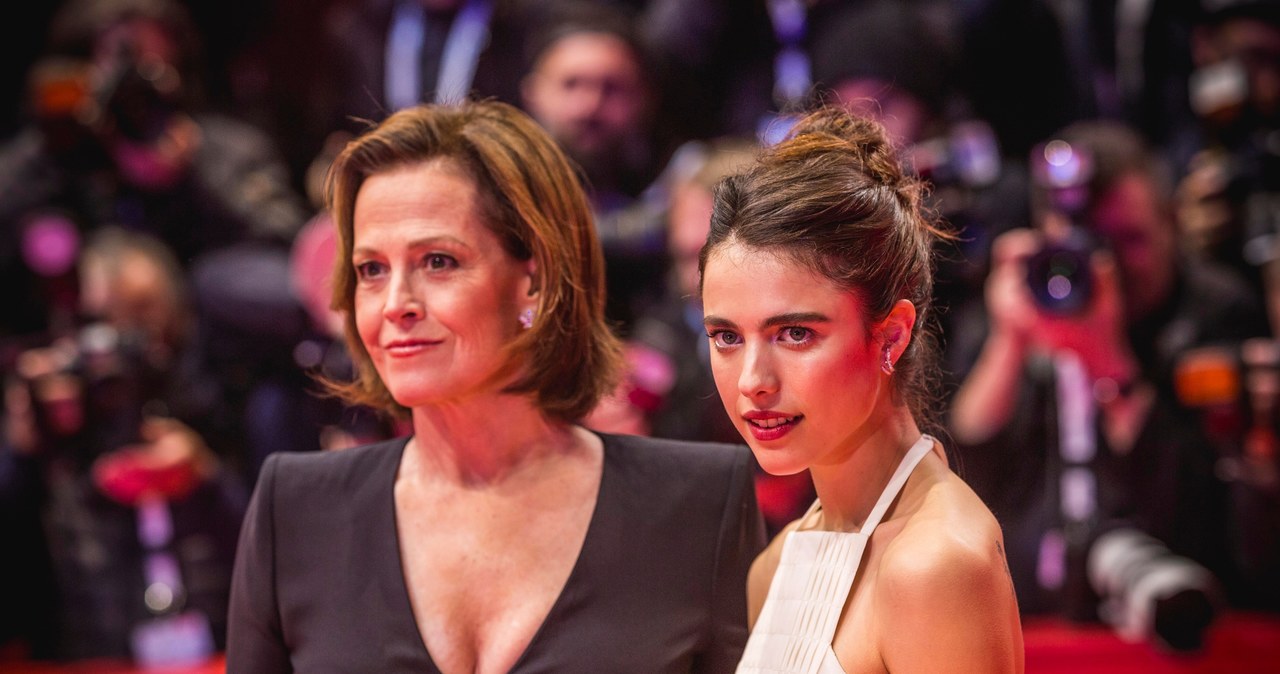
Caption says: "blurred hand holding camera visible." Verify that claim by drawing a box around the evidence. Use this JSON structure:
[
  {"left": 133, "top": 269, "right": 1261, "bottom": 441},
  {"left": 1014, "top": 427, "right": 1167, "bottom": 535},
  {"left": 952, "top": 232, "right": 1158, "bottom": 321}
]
[
  {"left": 5, "top": 370, "right": 41, "bottom": 456},
  {"left": 987, "top": 228, "right": 1140, "bottom": 389},
  {"left": 6, "top": 340, "right": 84, "bottom": 456},
  {"left": 957, "top": 213, "right": 1144, "bottom": 450},
  {"left": 92, "top": 417, "right": 217, "bottom": 507},
  {"left": 4, "top": 325, "right": 220, "bottom": 507},
  {"left": 984, "top": 228, "right": 1041, "bottom": 347}
]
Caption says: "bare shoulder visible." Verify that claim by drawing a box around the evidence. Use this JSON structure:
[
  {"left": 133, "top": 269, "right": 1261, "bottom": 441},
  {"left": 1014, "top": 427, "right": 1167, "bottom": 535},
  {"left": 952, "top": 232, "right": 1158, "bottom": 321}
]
[
  {"left": 885, "top": 469, "right": 1005, "bottom": 575},
  {"left": 876, "top": 468, "right": 1024, "bottom": 672},
  {"left": 878, "top": 469, "right": 1009, "bottom": 605}
]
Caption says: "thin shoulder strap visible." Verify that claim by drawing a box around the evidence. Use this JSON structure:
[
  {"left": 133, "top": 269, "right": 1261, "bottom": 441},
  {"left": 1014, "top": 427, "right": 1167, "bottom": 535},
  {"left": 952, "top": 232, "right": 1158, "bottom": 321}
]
[{"left": 862, "top": 435, "right": 935, "bottom": 533}]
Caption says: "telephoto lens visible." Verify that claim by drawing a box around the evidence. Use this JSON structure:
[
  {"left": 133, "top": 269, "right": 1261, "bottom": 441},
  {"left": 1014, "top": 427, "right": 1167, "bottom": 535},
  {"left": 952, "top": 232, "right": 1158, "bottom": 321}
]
[{"left": 1088, "top": 528, "right": 1219, "bottom": 652}]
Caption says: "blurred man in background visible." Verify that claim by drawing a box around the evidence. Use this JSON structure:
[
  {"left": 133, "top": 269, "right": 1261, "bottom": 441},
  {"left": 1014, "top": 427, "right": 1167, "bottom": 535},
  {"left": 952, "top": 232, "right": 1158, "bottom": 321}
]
[{"left": 521, "top": 2, "right": 665, "bottom": 330}]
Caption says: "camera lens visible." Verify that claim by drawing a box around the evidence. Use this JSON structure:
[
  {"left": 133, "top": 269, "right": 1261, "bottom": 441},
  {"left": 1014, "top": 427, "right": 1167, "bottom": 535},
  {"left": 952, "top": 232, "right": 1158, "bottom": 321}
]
[
  {"left": 1026, "top": 240, "right": 1094, "bottom": 315},
  {"left": 1088, "top": 528, "right": 1218, "bottom": 652}
]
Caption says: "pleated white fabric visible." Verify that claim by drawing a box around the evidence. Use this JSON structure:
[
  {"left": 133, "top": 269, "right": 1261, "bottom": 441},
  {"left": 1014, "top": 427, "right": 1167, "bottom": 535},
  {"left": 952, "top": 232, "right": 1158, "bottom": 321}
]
[{"left": 736, "top": 435, "right": 936, "bottom": 674}]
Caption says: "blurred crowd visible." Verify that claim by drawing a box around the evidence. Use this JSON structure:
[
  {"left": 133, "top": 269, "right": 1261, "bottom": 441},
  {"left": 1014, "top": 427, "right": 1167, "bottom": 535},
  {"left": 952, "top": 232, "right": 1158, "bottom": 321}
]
[{"left": 0, "top": 0, "right": 1278, "bottom": 664}]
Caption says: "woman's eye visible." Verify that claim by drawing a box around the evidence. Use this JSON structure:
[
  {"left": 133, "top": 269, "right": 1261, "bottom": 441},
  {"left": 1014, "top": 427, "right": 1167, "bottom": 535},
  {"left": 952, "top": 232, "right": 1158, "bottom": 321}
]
[
  {"left": 707, "top": 330, "right": 741, "bottom": 348},
  {"left": 355, "top": 261, "right": 386, "bottom": 280},
  {"left": 778, "top": 327, "right": 812, "bottom": 344},
  {"left": 425, "top": 254, "right": 457, "bottom": 270}
]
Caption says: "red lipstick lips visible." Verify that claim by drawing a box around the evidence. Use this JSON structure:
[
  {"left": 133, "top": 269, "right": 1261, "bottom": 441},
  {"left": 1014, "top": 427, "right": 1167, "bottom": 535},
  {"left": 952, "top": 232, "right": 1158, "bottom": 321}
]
[
  {"left": 383, "top": 339, "right": 438, "bottom": 357},
  {"left": 742, "top": 410, "right": 802, "bottom": 442}
]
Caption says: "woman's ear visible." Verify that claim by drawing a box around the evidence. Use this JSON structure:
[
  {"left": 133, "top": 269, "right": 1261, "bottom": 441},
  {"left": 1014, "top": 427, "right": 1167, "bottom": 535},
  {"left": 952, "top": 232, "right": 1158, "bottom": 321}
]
[
  {"left": 515, "top": 258, "right": 540, "bottom": 330},
  {"left": 878, "top": 299, "right": 917, "bottom": 362},
  {"left": 521, "top": 257, "right": 540, "bottom": 301}
]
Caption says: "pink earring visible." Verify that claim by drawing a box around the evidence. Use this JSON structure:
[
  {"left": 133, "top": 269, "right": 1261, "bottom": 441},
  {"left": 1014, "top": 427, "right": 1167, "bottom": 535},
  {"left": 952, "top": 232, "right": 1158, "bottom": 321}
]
[
  {"left": 519, "top": 308, "right": 535, "bottom": 329},
  {"left": 881, "top": 348, "right": 895, "bottom": 375}
]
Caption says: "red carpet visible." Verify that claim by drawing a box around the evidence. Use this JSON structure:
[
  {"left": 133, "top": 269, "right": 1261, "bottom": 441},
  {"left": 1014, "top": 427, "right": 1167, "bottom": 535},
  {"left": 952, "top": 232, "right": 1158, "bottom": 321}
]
[
  {"left": 1024, "top": 612, "right": 1280, "bottom": 673},
  {"left": 2, "top": 613, "right": 1277, "bottom": 673}
]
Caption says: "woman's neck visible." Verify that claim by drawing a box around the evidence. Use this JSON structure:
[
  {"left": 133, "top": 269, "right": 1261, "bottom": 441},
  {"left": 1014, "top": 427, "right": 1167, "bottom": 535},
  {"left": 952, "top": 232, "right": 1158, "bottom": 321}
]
[
  {"left": 807, "top": 406, "right": 923, "bottom": 533},
  {"left": 403, "top": 395, "right": 585, "bottom": 487}
]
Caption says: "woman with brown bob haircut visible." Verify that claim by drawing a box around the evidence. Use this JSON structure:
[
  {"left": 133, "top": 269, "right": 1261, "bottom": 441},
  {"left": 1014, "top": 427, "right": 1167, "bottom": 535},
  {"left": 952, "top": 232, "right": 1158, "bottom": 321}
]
[
  {"left": 327, "top": 98, "right": 618, "bottom": 420},
  {"left": 227, "top": 101, "right": 765, "bottom": 673}
]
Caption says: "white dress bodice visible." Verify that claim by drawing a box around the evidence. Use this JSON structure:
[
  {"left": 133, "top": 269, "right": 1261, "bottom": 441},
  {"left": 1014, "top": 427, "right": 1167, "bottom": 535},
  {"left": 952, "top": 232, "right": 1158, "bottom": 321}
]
[{"left": 736, "top": 435, "right": 936, "bottom": 674}]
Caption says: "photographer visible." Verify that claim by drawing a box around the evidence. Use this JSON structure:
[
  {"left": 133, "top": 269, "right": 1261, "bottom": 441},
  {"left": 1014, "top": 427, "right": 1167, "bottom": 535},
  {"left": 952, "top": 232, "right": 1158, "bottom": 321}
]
[
  {"left": 0, "top": 0, "right": 305, "bottom": 340},
  {"left": 947, "top": 121, "right": 1272, "bottom": 650},
  {"left": 1175, "top": 0, "right": 1280, "bottom": 334},
  {"left": 0, "top": 229, "right": 246, "bottom": 662}
]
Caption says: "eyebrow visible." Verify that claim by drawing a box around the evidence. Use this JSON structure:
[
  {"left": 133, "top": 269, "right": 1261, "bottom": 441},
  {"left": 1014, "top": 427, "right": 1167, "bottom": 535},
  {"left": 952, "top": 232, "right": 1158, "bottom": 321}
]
[
  {"left": 352, "top": 235, "right": 473, "bottom": 258},
  {"left": 703, "top": 312, "right": 831, "bottom": 330}
]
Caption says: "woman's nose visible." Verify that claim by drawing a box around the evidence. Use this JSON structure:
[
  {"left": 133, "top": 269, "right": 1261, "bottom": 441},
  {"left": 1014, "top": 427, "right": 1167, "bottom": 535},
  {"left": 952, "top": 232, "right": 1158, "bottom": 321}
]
[
  {"left": 738, "top": 345, "right": 779, "bottom": 399},
  {"left": 383, "top": 271, "right": 423, "bottom": 323}
]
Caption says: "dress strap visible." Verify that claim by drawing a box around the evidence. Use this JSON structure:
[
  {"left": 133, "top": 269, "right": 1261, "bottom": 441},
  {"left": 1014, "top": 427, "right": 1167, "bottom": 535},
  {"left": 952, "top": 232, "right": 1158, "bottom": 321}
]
[{"left": 861, "top": 435, "right": 935, "bottom": 533}]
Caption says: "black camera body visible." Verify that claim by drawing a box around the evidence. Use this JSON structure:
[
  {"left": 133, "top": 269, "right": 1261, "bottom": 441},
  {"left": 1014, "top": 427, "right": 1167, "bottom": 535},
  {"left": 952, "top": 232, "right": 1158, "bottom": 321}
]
[
  {"left": 19, "top": 324, "right": 162, "bottom": 462},
  {"left": 94, "top": 41, "right": 183, "bottom": 144},
  {"left": 1027, "top": 139, "right": 1100, "bottom": 315},
  {"left": 1026, "top": 228, "right": 1099, "bottom": 316}
]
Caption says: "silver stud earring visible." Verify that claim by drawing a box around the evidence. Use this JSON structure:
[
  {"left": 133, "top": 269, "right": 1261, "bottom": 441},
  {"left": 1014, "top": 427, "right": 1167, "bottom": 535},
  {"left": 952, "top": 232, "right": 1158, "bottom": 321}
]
[
  {"left": 519, "top": 308, "right": 535, "bottom": 329},
  {"left": 881, "top": 349, "right": 895, "bottom": 375}
]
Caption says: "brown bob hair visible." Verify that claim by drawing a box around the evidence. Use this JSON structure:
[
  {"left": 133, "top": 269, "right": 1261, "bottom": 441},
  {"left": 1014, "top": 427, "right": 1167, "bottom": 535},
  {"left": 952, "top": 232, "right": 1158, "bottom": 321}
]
[
  {"left": 699, "top": 106, "right": 953, "bottom": 432},
  {"left": 325, "top": 101, "right": 624, "bottom": 422}
]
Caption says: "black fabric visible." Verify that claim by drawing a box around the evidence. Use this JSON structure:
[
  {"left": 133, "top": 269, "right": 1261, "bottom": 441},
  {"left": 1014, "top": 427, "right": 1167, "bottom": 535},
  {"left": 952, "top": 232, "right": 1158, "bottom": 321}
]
[{"left": 227, "top": 432, "right": 765, "bottom": 673}]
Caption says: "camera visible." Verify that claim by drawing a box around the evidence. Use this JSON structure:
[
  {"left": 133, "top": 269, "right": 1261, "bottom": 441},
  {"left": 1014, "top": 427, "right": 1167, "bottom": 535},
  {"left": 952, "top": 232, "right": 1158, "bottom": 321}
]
[
  {"left": 1026, "top": 139, "right": 1100, "bottom": 315},
  {"left": 15, "top": 323, "right": 163, "bottom": 462},
  {"left": 1088, "top": 528, "right": 1219, "bottom": 652},
  {"left": 909, "top": 120, "right": 1002, "bottom": 190},
  {"left": 93, "top": 39, "right": 183, "bottom": 143},
  {"left": 1025, "top": 229, "right": 1099, "bottom": 316}
]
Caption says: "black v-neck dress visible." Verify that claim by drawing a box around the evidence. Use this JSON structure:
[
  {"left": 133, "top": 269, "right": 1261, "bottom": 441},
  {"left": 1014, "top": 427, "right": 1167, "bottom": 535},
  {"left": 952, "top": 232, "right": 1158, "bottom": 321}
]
[{"left": 226, "top": 432, "right": 765, "bottom": 673}]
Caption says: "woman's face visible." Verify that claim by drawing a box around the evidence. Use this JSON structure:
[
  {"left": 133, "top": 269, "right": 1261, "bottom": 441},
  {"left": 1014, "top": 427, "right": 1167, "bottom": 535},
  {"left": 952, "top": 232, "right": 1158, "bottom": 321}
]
[
  {"left": 701, "top": 241, "right": 887, "bottom": 475},
  {"left": 352, "top": 160, "right": 534, "bottom": 409}
]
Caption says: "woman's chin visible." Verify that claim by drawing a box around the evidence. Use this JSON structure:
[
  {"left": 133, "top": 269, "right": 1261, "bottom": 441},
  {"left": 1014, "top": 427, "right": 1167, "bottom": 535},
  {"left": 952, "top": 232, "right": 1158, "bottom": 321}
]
[
  {"left": 748, "top": 446, "right": 809, "bottom": 477},
  {"left": 384, "top": 386, "right": 442, "bottom": 410}
]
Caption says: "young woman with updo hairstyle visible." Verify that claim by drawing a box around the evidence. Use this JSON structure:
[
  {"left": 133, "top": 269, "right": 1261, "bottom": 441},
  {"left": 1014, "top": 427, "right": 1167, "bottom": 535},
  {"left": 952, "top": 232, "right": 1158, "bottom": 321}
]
[
  {"left": 227, "top": 101, "right": 765, "bottom": 673},
  {"left": 699, "top": 107, "right": 1024, "bottom": 673}
]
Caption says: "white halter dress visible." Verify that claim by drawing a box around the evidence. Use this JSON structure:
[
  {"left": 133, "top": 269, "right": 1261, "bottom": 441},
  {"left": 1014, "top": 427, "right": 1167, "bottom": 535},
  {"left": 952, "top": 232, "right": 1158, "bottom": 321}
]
[{"left": 736, "top": 435, "right": 936, "bottom": 674}]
